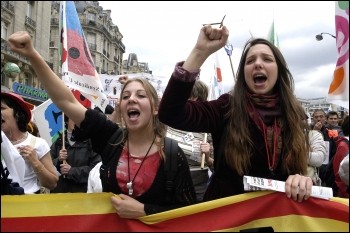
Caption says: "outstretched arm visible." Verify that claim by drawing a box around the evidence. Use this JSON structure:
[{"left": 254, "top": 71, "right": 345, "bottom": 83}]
[
  {"left": 183, "top": 25, "right": 229, "bottom": 72},
  {"left": 7, "top": 31, "right": 86, "bottom": 127}
]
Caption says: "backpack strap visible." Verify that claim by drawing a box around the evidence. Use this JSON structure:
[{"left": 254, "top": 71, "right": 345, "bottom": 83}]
[{"left": 164, "top": 137, "right": 178, "bottom": 202}]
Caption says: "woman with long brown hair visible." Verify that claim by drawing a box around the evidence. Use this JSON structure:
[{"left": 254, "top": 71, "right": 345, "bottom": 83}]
[{"left": 159, "top": 25, "right": 312, "bottom": 202}]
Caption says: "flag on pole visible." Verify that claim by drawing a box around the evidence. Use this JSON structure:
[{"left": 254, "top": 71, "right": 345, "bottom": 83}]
[
  {"left": 32, "top": 99, "right": 63, "bottom": 146},
  {"left": 267, "top": 19, "right": 279, "bottom": 48},
  {"left": 59, "top": 1, "right": 107, "bottom": 111},
  {"left": 327, "top": 1, "right": 349, "bottom": 109},
  {"left": 210, "top": 52, "right": 224, "bottom": 100}
]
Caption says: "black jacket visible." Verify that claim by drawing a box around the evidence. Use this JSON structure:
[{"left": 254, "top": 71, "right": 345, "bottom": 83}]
[{"left": 50, "top": 131, "right": 101, "bottom": 193}]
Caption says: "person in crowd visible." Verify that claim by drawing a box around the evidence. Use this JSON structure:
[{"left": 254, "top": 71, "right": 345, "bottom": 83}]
[
  {"left": 331, "top": 115, "right": 349, "bottom": 197},
  {"left": 158, "top": 25, "right": 313, "bottom": 202},
  {"left": 325, "top": 111, "right": 343, "bottom": 137},
  {"left": 50, "top": 115, "right": 101, "bottom": 193},
  {"left": 326, "top": 111, "right": 341, "bottom": 128},
  {"left": 306, "top": 129, "right": 327, "bottom": 186},
  {"left": 1, "top": 92, "right": 58, "bottom": 193},
  {"left": 312, "top": 109, "right": 343, "bottom": 184},
  {"left": 312, "top": 109, "right": 343, "bottom": 140},
  {"left": 7, "top": 30, "right": 196, "bottom": 218},
  {"left": 166, "top": 79, "right": 213, "bottom": 202}
]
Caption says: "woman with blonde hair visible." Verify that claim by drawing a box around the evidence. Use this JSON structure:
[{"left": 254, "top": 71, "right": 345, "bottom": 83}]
[{"left": 7, "top": 31, "right": 196, "bottom": 218}]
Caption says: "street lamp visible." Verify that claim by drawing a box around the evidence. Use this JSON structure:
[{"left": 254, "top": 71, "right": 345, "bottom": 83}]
[
  {"left": 315, "top": 32, "right": 336, "bottom": 41},
  {"left": 2, "top": 62, "right": 20, "bottom": 78}
]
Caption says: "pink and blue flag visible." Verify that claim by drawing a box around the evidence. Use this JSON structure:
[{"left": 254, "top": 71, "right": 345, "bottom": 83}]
[{"left": 59, "top": 1, "right": 107, "bottom": 111}]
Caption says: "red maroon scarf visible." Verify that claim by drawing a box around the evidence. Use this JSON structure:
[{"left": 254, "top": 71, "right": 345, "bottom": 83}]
[{"left": 246, "top": 92, "right": 283, "bottom": 171}]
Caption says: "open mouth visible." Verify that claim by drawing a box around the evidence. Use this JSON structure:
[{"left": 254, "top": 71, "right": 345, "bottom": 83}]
[
  {"left": 127, "top": 109, "right": 140, "bottom": 120},
  {"left": 253, "top": 75, "right": 267, "bottom": 84}
]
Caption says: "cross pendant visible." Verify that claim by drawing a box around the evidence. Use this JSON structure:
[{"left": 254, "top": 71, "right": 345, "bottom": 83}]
[{"left": 127, "top": 181, "right": 133, "bottom": 195}]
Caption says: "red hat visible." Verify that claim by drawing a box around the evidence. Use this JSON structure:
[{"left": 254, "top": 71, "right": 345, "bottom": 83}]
[{"left": 1, "top": 92, "right": 34, "bottom": 124}]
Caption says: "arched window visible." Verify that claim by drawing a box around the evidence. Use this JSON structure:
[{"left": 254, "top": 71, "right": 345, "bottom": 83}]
[{"left": 23, "top": 72, "right": 32, "bottom": 85}]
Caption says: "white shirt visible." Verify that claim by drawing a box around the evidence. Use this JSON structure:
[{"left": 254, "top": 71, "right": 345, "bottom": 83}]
[
  {"left": 15, "top": 133, "right": 50, "bottom": 194},
  {"left": 1, "top": 131, "right": 25, "bottom": 186},
  {"left": 308, "top": 130, "right": 327, "bottom": 167},
  {"left": 87, "top": 161, "right": 103, "bottom": 193}
]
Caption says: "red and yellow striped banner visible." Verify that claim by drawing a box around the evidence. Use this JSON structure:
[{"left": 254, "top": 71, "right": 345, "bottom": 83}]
[{"left": 1, "top": 191, "right": 348, "bottom": 232}]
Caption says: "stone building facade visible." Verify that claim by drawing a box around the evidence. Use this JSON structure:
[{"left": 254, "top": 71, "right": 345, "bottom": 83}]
[{"left": 1, "top": 1, "right": 52, "bottom": 105}]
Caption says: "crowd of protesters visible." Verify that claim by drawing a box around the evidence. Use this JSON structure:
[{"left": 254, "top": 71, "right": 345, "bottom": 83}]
[{"left": 1, "top": 24, "right": 348, "bottom": 221}]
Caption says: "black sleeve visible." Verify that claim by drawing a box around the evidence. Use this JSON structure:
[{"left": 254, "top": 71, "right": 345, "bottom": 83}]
[{"left": 73, "top": 109, "right": 119, "bottom": 155}]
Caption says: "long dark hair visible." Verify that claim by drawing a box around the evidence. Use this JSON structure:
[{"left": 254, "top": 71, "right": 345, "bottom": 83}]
[{"left": 225, "top": 38, "right": 309, "bottom": 175}]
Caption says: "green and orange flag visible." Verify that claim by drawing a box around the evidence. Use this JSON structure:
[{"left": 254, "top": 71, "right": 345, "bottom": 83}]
[{"left": 327, "top": 1, "right": 349, "bottom": 109}]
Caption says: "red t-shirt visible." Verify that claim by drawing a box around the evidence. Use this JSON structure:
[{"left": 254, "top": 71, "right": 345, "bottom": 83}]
[{"left": 116, "top": 148, "right": 161, "bottom": 197}]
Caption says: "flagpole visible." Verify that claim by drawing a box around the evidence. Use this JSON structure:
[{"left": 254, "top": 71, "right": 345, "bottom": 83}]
[
  {"left": 224, "top": 43, "right": 236, "bottom": 80},
  {"left": 200, "top": 133, "right": 208, "bottom": 169},
  {"left": 228, "top": 56, "right": 235, "bottom": 80},
  {"left": 61, "top": 112, "right": 67, "bottom": 179}
]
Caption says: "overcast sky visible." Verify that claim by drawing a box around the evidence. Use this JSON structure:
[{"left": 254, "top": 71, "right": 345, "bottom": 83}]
[{"left": 98, "top": 1, "right": 337, "bottom": 99}]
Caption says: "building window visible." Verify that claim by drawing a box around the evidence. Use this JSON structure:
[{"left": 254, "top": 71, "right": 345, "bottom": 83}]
[
  {"left": 87, "top": 32, "right": 96, "bottom": 50},
  {"left": 87, "top": 12, "right": 96, "bottom": 22},
  {"left": 1, "top": 22, "right": 8, "bottom": 39},
  {"left": 27, "top": 1, "right": 34, "bottom": 18},
  {"left": 23, "top": 72, "right": 31, "bottom": 85}
]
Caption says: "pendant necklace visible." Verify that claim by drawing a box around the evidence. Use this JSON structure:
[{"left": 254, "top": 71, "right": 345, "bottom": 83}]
[
  {"left": 262, "top": 118, "right": 278, "bottom": 173},
  {"left": 127, "top": 135, "right": 156, "bottom": 195}
]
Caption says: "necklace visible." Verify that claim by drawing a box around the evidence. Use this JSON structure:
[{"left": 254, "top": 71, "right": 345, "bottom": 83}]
[
  {"left": 126, "top": 136, "right": 156, "bottom": 195},
  {"left": 10, "top": 132, "right": 28, "bottom": 145},
  {"left": 262, "top": 118, "right": 278, "bottom": 172}
]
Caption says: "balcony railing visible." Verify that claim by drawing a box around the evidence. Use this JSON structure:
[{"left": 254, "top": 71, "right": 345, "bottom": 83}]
[
  {"left": 25, "top": 16, "right": 36, "bottom": 29},
  {"left": 1, "top": 38, "right": 30, "bottom": 64},
  {"left": 118, "top": 42, "right": 125, "bottom": 52},
  {"left": 1, "top": 1, "right": 14, "bottom": 14}
]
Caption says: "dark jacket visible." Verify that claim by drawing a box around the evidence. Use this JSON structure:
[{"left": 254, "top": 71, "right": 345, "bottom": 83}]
[
  {"left": 74, "top": 109, "right": 196, "bottom": 215},
  {"left": 50, "top": 132, "right": 101, "bottom": 193},
  {"left": 158, "top": 63, "right": 289, "bottom": 201}
]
